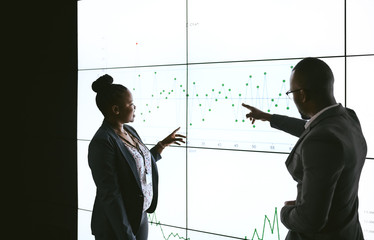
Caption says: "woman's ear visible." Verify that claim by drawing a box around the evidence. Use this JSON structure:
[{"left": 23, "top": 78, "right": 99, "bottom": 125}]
[{"left": 111, "top": 105, "right": 120, "bottom": 115}]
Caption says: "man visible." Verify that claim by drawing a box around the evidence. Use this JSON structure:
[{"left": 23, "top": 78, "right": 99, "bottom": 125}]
[{"left": 242, "top": 57, "right": 367, "bottom": 240}]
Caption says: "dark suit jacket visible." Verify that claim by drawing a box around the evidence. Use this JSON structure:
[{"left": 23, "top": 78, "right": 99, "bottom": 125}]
[
  {"left": 88, "top": 120, "right": 161, "bottom": 240},
  {"left": 270, "top": 104, "right": 367, "bottom": 240}
]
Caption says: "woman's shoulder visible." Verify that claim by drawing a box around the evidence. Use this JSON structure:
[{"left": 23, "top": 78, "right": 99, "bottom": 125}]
[{"left": 91, "top": 122, "right": 115, "bottom": 141}]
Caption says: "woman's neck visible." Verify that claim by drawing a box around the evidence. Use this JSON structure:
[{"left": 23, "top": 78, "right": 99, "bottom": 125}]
[{"left": 105, "top": 117, "right": 124, "bottom": 133}]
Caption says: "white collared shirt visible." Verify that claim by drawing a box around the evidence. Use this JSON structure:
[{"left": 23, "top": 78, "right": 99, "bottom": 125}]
[{"left": 304, "top": 103, "right": 340, "bottom": 129}]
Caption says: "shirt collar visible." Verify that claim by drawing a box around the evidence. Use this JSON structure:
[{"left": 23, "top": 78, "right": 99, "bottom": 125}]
[{"left": 304, "top": 103, "right": 340, "bottom": 129}]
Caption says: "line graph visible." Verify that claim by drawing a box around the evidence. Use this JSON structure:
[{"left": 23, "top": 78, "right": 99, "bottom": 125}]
[
  {"left": 245, "top": 208, "right": 280, "bottom": 240},
  {"left": 148, "top": 213, "right": 190, "bottom": 240},
  {"left": 148, "top": 208, "right": 280, "bottom": 240},
  {"left": 123, "top": 62, "right": 300, "bottom": 152},
  {"left": 131, "top": 64, "right": 295, "bottom": 128}
]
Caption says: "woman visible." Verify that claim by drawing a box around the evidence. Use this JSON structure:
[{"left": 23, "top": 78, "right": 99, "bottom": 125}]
[{"left": 88, "top": 74, "right": 186, "bottom": 240}]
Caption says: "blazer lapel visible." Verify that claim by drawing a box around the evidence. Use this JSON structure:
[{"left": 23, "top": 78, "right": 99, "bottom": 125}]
[
  {"left": 115, "top": 136, "right": 142, "bottom": 188},
  {"left": 102, "top": 121, "right": 142, "bottom": 189},
  {"left": 285, "top": 126, "right": 310, "bottom": 167},
  {"left": 285, "top": 104, "right": 344, "bottom": 167}
]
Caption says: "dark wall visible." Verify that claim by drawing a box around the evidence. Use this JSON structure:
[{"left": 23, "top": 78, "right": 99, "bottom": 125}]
[{"left": 5, "top": 1, "right": 77, "bottom": 240}]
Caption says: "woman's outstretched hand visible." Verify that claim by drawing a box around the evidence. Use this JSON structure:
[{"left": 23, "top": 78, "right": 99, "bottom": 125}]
[{"left": 157, "top": 127, "right": 186, "bottom": 154}]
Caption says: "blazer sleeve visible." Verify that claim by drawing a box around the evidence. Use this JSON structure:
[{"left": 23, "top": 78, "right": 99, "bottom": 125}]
[
  {"left": 280, "top": 133, "right": 345, "bottom": 233},
  {"left": 88, "top": 136, "right": 136, "bottom": 240},
  {"left": 270, "top": 114, "right": 307, "bottom": 137}
]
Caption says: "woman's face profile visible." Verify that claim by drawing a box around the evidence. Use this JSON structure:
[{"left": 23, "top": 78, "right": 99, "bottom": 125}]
[{"left": 117, "top": 89, "right": 136, "bottom": 123}]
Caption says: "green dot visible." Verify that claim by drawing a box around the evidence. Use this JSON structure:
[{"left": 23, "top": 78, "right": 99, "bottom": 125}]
[
  {"left": 133, "top": 88, "right": 135, "bottom": 90},
  {"left": 225, "top": 96, "right": 228, "bottom": 99},
  {"left": 253, "top": 125, "right": 256, "bottom": 128},
  {"left": 138, "top": 74, "right": 141, "bottom": 77},
  {"left": 186, "top": 94, "right": 189, "bottom": 97},
  {"left": 165, "top": 97, "right": 168, "bottom": 99},
  {"left": 232, "top": 104, "right": 235, "bottom": 107},
  {"left": 235, "top": 119, "right": 238, "bottom": 122},
  {"left": 219, "top": 91, "right": 221, "bottom": 94},
  {"left": 279, "top": 93, "right": 282, "bottom": 96},
  {"left": 290, "top": 66, "right": 294, "bottom": 69},
  {"left": 268, "top": 109, "right": 270, "bottom": 112},
  {"left": 180, "top": 85, "right": 182, "bottom": 87},
  {"left": 163, "top": 90, "right": 165, "bottom": 92},
  {"left": 193, "top": 82, "right": 195, "bottom": 84},
  {"left": 152, "top": 94, "right": 154, "bottom": 97},
  {"left": 286, "top": 107, "right": 290, "bottom": 110},
  {"left": 141, "top": 113, "right": 143, "bottom": 115},
  {"left": 202, "top": 118, "right": 205, "bottom": 121},
  {"left": 271, "top": 98, "right": 274, "bottom": 102},
  {"left": 205, "top": 94, "right": 208, "bottom": 97},
  {"left": 257, "top": 86, "right": 259, "bottom": 88},
  {"left": 246, "top": 83, "right": 248, "bottom": 86},
  {"left": 242, "top": 119, "right": 245, "bottom": 122},
  {"left": 229, "top": 89, "right": 231, "bottom": 91},
  {"left": 146, "top": 104, "right": 148, "bottom": 106},
  {"left": 190, "top": 123, "right": 192, "bottom": 126},
  {"left": 160, "top": 92, "right": 162, "bottom": 95},
  {"left": 183, "top": 89, "right": 185, "bottom": 92},
  {"left": 264, "top": 72, "right": 267, "bottom": 75},
  {"left": 199, "top": 104, "right": 202, "bottom": 107},
  {"left": 212, "top": 89, "right": 215, "bottom": 92},
  {"left": 149, "top": 110, "right": 151, "bottom": 113},
  {"left": 222, "top": 83, "right": 224, "bottom": 86},
  {"left": 215, "top": 99, "right": 218, "bottom": 101},
  {"left": 174, "top": 78, "right": 176, "bottom": 80},
  {"left": 275, "top": 104, "right": 278, "bottom": 107},
  {"left": 168, "top": 92, "right": 170, "bottom": 94},
  {"left": 143, "top": 119, "right": 145, "bottom": 122},
  {"left": 239, "top": 93, "right": 242, "bottom": 97},
  {"left": 209, "top": 109, "right": 211, "bottom": 111},
  {"left": 171, "top": 90, "right": 174, "bottom": 92},
  {"left": 249, "top": 75, "right": 252, "bottom": 78},
  {"left": 283, "top": 79, "right": 286, "bottom": 82},
  {"left": 157, "top": 106, "right": 159, "bottom": 108},
  {"left": 154, "top": 72, "right": 157, "bottom": 74},
  {"left": 196, "top": 94, "right": 199, "bottom": 97}
]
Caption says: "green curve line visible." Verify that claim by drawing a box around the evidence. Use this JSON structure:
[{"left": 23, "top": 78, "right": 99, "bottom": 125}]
[
  {"left": 148, "top": 213, "right": 190, "bottom": 240},
  {"left": 148, "top": 207, "right": 280, "bottom": 240},
  {"left": 246, "top": 207, "right": 280, "bottom": 240}
]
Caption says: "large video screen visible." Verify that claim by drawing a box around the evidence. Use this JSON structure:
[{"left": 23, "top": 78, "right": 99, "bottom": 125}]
[{"left": 78, "top": 0, "right": 374, "bottom": 239}]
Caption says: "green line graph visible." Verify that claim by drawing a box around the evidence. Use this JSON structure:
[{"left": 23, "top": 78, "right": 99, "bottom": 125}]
[
  {"left": 148, "top": 207, "right": 280, "bottom": 240},
  {"left": 245, "top": 207, "right": 280, "bottom": 240},
  {"left": 134, "top": 66, "right": 294, "bottom": 128},
  {"left": 148, "top": 213, "right": 190, "bottom": 240}
]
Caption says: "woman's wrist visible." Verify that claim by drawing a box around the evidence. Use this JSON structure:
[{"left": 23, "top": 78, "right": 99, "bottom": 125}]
[
  {"left": 157, "top": 141, "right": 166, "bottom": 153},
  {"left": 159, "top": 141, "right": 167, "bottom": 148}
]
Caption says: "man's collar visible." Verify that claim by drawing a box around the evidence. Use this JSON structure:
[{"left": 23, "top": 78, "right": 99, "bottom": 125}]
[{"left": 304, "top": 103, "right": 340, "bottom": 129}]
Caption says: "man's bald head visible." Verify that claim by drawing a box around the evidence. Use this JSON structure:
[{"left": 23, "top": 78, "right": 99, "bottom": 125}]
[{"left": 292, "top": 57, "right": 335, "bottom": 98}]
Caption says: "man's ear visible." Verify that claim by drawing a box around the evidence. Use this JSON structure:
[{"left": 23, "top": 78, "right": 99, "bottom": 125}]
[
  {"left": 300, "top": 89, "right": 309, "bottom": 103},
  {"left": 111, "top": 105, "right": 120, "bottom": 115}
]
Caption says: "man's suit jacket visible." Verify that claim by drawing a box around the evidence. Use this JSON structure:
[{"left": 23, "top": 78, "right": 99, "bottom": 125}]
[
  {"left": 88, "top": 120, "right": 161, "bottom": 240},
  {"left": 270, "top": 104, "right": 367, "bottom": 240}
]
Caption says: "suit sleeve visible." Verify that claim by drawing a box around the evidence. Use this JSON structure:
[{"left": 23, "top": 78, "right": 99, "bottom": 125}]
[
  {"left": 270, "top": 114, "right": 307, "bottom": 137},
  {"left": 281, "top": 134, "right": 345, "bottom": 233},
  {"left": 88, "top": 137, "right": 136, "bottom": 240},
  {"left": 150, "top": 146, "right": 162, "bottom": 162}
]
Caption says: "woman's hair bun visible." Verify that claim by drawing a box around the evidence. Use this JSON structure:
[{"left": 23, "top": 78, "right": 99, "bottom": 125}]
[{"left": 92, "top": 74, "right": 114, "bottom": 93}]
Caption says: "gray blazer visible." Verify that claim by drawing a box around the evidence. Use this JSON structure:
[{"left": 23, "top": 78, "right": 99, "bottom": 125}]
[
  {"left": 88, "top": 120, "right": 161, "bottom": 240},
  {"left": 271, "top": 104, "right": 367, "bottom": 240}
]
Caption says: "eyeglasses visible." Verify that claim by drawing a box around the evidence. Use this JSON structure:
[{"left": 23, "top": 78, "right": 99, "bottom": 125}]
[{"left": 285, "top": 88, "right": 303, "bottom": 99}]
